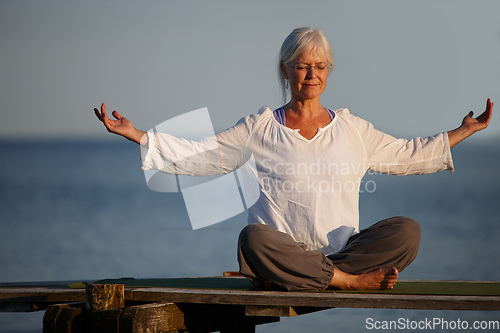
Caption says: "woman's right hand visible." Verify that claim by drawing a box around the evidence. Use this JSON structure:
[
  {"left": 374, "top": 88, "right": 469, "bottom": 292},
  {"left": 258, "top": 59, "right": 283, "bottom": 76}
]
[{"left": 94, "top": 103, "right": 146, "bottom": 144}]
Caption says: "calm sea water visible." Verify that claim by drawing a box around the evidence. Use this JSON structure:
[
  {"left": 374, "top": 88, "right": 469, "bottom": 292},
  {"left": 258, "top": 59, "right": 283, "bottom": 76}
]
[{"left": 0, "top": 139, "right": 499, "bottom": 332}]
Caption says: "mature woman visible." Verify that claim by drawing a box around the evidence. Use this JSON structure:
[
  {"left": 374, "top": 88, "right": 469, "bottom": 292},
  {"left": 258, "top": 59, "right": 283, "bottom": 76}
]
[{"left": 95, "top": 27, "right": 493, "bottom": 291}]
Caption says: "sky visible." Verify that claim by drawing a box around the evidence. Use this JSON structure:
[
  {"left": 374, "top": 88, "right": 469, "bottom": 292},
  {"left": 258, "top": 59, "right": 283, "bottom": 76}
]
[{"left": 1, "top": 0, "right": 499, "bottom": 141}]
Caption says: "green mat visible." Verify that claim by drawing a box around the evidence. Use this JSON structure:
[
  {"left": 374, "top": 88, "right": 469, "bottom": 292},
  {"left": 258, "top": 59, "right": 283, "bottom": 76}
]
[
  {"left": 69, "top": 277, "right": 500, "bottom": 296},
  {"left": 337, "top": 281, "right": 500, "bottom": 296},
  {"left": 69, "top": 277, "right": 254, "bottom": 290}
]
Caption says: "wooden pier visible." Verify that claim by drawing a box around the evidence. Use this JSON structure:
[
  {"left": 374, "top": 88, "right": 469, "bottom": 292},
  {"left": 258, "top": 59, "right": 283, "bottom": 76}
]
[{"left": 1, "top": 276, "right": 499, "bottom": 332}]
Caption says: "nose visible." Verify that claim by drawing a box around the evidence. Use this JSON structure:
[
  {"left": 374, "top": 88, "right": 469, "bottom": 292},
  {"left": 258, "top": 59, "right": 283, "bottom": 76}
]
[{"left": 305, "top": 67, "right": 318, "bottom": 79}]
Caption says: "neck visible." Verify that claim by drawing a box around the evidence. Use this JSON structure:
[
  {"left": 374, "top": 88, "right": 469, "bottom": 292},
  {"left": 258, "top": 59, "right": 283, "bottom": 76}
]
[{"left": 284, "top": 98, "right": 323, "bottom": 119}]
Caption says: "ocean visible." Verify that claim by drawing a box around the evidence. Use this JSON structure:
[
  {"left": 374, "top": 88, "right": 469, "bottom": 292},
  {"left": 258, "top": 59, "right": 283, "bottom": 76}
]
[{"left": 0, "top": 139, "right": 499, "bottom": 332}]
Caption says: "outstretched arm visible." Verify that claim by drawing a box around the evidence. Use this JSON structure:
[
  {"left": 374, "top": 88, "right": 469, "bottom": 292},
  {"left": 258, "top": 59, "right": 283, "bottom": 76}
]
[
  {"left": 94, "top": 103, "right": 146, "bottom": 144},
  {"left": 447, "top": 98, "right": 493, "bottom": 148}
]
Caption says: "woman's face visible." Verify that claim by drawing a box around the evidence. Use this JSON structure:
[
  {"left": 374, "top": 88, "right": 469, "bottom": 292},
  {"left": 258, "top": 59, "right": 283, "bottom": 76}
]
[{"left": 282, "top": 50, "right": 330, "bottom": 103}]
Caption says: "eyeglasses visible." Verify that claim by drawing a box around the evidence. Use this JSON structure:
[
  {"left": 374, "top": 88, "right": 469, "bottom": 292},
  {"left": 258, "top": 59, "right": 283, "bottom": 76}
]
[{"left": 288, "top": 63, "right": 332, "bottom": 71}]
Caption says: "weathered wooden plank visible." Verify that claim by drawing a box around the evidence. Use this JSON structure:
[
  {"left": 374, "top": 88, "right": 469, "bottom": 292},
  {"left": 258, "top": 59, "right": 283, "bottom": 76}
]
[
  {"left": 2, "top": 279, "right": 500, "bottom": 314},
  {"left": 130, "top": 288, "right": 500, "bottom": 311},
  {"left": 0, "top": 288, "right": 86, "bottom": 312},
  {"left": 0, "top": 288, "right": 85, "bottom": 301},
  {"left": 0, "top": 284, "right": 132, "bottom": 312}
]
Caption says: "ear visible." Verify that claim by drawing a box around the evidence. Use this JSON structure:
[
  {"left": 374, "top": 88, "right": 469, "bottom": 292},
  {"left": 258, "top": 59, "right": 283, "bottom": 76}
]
[{"left": 280, "top": 61, "right": 289, "bottom": 80}]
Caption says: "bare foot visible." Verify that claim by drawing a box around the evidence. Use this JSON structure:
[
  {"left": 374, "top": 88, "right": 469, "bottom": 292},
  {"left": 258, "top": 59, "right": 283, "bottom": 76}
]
[{"left": 328, "top": 267, "right": 398, "bottom": 290}]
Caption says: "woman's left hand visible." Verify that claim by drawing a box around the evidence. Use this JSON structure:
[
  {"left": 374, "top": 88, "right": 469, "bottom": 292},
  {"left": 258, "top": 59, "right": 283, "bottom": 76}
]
[
  {"left": 461, "top": 98, "right": 493, "bottom": 134},
  {"left": 448, "top": 98, "right": 493, "bottom": 148}
]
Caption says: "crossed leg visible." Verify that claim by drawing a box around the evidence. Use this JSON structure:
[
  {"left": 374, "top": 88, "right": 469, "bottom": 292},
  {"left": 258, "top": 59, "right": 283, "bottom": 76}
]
[{"left": 238, "top": 217, "right": 420, "bottom": 291}]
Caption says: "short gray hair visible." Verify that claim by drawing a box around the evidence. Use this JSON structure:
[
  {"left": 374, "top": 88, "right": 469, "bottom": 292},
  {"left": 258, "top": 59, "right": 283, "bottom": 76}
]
[{"left": 277, "top": 27, "right": 334, "bottom": 103}]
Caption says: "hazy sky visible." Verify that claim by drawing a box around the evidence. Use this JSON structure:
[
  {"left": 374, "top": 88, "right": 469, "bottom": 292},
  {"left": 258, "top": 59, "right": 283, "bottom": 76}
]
[{"left": 1, "top": 0, "right": 499, "bottom": 141}]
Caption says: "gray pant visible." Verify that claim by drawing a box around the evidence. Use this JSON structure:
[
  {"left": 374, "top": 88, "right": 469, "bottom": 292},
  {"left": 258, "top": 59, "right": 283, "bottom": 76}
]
[{"left": 237, "top": 217, "right": 421, "bottom": 291}]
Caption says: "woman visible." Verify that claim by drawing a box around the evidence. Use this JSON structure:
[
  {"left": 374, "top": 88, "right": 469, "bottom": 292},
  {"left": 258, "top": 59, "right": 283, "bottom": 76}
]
[{"left": 95, "top": 27, "right": 493, "bottom": 291}]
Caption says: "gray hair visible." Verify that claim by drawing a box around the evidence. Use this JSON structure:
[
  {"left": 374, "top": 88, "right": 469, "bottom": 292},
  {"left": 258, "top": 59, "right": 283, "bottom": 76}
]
[{"left": 277, "top": 27, "right": 334, "bottom": 103}]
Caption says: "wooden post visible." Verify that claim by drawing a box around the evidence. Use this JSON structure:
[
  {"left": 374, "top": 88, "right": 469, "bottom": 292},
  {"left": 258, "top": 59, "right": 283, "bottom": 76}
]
[
  {"left": 55, "top": 306, "right": 84, "bottom": 333},
  {"left": 43, "top": 303, "right": 85, "bottom": 333},
  {"left": 120, "top": 302, "right": 186, "bottom": 333},
  {"left": 85, "top": 284, "right": 124, "bottom": 312},
  {"left": 85, "top": 284, "right": 124, "bottom": 333}
]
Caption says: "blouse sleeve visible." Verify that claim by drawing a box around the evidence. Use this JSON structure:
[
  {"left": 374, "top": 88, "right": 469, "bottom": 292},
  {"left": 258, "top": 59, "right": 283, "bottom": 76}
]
[
  {"left": 140, "top": 109, "right": 259, "bottom": 176},
  {"left": 345, "top": 110, "right": 454, "bottom": 175}
]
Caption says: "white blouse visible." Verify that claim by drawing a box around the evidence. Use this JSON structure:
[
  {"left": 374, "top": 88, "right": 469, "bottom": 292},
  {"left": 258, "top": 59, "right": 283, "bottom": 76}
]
[{"left": 141, "top": 106, "right": 454, "bottom": 255}]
